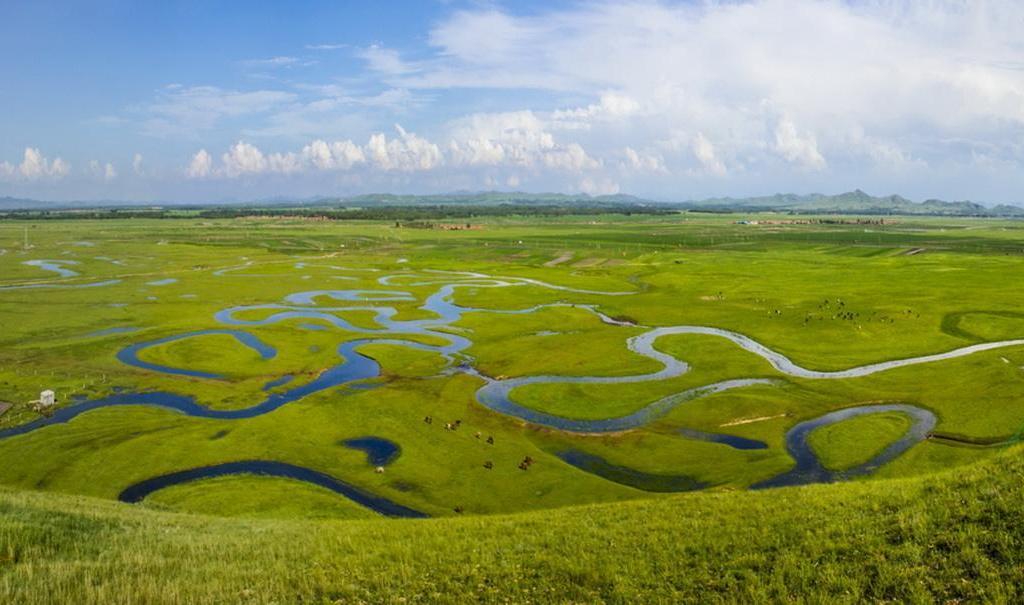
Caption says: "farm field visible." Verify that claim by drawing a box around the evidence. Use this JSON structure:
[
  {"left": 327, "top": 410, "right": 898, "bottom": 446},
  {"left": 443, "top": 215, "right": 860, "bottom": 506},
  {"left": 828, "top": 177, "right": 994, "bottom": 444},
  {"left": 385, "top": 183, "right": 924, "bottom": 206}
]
[{"left": 1, "top": 211, "right": 1023, "bottom": 601}]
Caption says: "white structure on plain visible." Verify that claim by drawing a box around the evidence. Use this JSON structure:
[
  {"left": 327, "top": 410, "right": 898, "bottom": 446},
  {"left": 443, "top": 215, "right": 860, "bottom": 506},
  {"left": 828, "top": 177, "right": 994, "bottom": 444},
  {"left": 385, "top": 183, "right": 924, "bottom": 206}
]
[{"left": 39, "top": 390, "right": 55, "bottom": 407}]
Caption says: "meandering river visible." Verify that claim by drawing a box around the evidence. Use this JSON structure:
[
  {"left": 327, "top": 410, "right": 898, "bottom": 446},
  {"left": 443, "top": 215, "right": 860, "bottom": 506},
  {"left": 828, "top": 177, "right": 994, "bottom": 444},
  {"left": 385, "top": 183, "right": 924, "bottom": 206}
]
[{"left": 2, "top": 265, "right": 1020, "bottom": 511}]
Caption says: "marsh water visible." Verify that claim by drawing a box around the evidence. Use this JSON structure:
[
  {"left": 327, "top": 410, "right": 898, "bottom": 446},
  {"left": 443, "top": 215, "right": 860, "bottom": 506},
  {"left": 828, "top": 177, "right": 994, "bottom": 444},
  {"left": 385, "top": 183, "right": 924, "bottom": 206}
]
[
  {"left": 752, "top": 404, "right": 937, "bottom": 489},
  {"left": 117, "top": 460, "right": 426, "bottom": 518},
  {"left": 3, "top": 265, "right": 1017, "bottom": 512}
]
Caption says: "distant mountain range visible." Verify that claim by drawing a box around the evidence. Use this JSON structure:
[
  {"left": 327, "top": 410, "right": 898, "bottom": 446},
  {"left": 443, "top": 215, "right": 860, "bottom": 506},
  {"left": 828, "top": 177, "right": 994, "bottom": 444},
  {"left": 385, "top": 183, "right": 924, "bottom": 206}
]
[
  {"left": 2, "top": 190, "right": 1022, "bottom": 217},
  {"left": 685, "top": 189, "right": 1024, "bottom": 217}
]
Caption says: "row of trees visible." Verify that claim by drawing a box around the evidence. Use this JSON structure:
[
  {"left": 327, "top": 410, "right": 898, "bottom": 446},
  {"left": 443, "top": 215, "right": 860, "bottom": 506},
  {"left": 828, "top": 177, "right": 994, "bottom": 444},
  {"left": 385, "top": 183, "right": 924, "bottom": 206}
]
[{"left": 1, "top": 204, "right": 675, "bottom": 221}]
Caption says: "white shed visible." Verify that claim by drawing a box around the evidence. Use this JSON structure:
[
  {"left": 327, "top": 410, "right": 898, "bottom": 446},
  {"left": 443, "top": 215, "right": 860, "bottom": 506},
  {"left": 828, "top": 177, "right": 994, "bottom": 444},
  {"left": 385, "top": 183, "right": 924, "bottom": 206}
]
[{"left": 40, "top": 390, "right": 55, "bottom": 407}]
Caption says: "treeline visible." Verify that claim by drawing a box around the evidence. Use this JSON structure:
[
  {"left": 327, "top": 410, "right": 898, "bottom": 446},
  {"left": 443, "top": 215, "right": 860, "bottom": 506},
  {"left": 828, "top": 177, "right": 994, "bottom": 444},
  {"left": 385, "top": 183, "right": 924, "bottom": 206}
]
[
  {"left": 0, "top": 208, "right": 178, "bottom": 220},
  {"left": 1, "top": 204, "right": 675, "bottom": 221}
]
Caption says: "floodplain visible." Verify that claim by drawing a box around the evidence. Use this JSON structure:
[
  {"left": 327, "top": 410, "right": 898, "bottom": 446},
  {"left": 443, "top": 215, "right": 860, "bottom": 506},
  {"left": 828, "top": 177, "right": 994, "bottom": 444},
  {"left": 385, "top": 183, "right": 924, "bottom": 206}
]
[{"left": 1, "top": 211, "right": 1023, "bottom": 602}]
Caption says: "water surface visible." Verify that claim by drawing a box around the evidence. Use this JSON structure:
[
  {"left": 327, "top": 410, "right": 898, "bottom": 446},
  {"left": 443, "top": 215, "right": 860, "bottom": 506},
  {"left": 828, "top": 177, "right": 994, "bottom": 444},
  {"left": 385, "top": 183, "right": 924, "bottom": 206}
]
[{"left": 117, "top": 460, "right": 426, "bottom": 518}]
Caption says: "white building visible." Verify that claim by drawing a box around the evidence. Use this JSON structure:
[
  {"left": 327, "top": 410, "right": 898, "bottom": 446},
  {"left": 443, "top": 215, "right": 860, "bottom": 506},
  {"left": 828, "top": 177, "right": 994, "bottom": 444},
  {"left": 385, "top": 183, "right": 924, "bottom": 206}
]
[{"left": 39, "top": 390, "right": 55, "bottom": 407}]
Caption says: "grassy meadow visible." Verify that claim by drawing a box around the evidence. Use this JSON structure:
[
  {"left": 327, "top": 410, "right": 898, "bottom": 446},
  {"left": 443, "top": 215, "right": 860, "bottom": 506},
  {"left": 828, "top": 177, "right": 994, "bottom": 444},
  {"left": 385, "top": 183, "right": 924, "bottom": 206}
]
[
  {"left": 0, "top": 211, "right": 1023, "bottom": 601},
  {"left": 1, "top": 444, "right": 1022, "bottom": 603}
]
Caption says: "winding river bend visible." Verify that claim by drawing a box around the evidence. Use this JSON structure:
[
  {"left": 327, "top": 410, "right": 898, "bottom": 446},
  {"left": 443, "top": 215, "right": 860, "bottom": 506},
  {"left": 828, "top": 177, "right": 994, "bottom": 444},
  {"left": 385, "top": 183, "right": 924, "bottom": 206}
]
[
  {"left": 117, "top": 460, "right": 426, "bottom": 518},
  {"left": 2, "top": 266, "right": 1021, "bottom": 500},
  {"left": 753, "top": 404, "right": 937, "bottom": 489}
]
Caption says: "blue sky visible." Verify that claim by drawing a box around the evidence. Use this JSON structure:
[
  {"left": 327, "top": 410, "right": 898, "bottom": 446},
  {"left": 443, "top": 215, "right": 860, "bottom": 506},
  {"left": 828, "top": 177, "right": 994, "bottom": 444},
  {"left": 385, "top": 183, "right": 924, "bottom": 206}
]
[{"left": 1, "top": 1, "right": 1023, "bottom": 204}]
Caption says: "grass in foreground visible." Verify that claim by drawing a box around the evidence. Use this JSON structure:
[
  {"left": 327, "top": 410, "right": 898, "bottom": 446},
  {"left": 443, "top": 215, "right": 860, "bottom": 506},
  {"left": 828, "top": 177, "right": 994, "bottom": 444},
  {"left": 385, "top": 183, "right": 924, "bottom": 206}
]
[{"left": 1, "top": 445, "right": 1022, "bottom": 604}]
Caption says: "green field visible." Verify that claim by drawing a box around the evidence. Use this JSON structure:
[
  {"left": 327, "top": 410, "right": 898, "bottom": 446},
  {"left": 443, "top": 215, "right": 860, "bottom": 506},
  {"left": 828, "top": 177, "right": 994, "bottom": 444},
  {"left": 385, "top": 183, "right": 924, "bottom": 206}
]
[{"left": 1, "top": 211, "right": 1023, "bottom": 601}]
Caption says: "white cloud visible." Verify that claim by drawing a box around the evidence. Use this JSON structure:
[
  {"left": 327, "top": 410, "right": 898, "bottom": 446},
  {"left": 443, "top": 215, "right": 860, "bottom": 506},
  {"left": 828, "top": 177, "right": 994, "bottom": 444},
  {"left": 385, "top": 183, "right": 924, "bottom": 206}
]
[
  {"left": 241, "top": 88, "right": 421, "bottom": 138},
  {"left": 306, "top": 43, "right": 347, "bottom": 51},
  {"left": 186, "top": 127, "right": 443, "bottom": 178},
  {"left": 88, "top": 160, "right": 118, "bottom": 181},
  {"left": 446, "top": 110, "right": 599, "bottom": 172},
  {"left": 772, "top": 118, "right": 826, "bottom": 171},
  {"left": 186, "top": 149, "right": 213, "bottom": 179},
  {"left": 143, "top": 85, "right": 296, "bottom": 136},
  {"left": 243, "top": 56, "right": 300, "bottom": 67},
  {"left": 358, "top": 45, "right": 415, "bottom": 76},
  {"left": 541, "top": 142, "right": 599, "bottom": 171},
  {"left": 550, "top": 92, "right": 641, "bottom": 129},
  {"left": 301, "top": 139, "right": 365, "bottom": 170},
  {"left": 691, "top": 134, "right": 726, "bottom": 177},
  {"left": 267, "top": 151, "right": 303, "bottom": 174},
  {"left": 132, "top": 153, "right": 144, "bottom": 175},
  {"left": 624, "top": 146, "right": 666, "bottom": 173},
  {"left": 377, "top": 1, "right": 1024, "bottom": 187},
  {"left": 365, "top": 125, "right": 442, "bottom": 172},
  {"left": 221, "top": 141, "right": 268, "bottom": 177},
  {"left": 0, "top": 148, "right": 70, "bottom": 181}
]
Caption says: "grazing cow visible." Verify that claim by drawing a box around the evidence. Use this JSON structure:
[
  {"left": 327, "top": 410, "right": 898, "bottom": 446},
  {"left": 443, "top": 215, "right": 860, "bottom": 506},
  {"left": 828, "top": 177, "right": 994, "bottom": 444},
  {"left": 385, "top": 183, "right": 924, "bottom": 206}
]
[
  {"left": 374, "top": 466, "right": 385, "bottom": 474},
  {"left": 474, "top": 431, "right": 481, "bottom": 439},
  {"left": 453, "top": 506, "right": 464, "bottom": 514},
  {"left": 424, "top": 415, "right": 432, "bottom": 424},
  {"left": 483, "top": 461, "right": 493, "bottom": 469},
  {"left": 486, "top": 436, "right": 494, "bottom": 445}
]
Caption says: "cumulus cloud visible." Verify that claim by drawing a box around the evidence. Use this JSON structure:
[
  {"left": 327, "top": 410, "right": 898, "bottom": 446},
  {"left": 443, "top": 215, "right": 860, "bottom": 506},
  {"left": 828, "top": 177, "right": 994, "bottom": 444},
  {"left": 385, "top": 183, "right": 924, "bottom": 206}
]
[
  {"left": 446, "top": 110, "right": 600, "bottom": 172},
  {"left": 624, "top": 147, "right": 666, "bottom": 173},
  {"left": 365, "top": 125, "right": 443, "bottom": 171},
  {"left": 214, "top": 142, "right": 303, "bottom": 177},
  {"left": 89, "top": 160, "right": 118, "bottom": 181},
  {"left": 375, "top": 0, "right": 1024, "bottom": 189},
  {"left": 772, "top": 118, "right": 826, "bottom": 171},
  {"left": 132, "top": 153, "right": 144, "bottom": 175},
  {"left": 541, "top": 143, "right": 599, "bottom": 171},
  {"left": 186, "top": 126, "right": 443, "bottom": 179},
  {"left": 301, "top": 139, "right": 365, "bottom": 170},
  {"left": 186, "top": 149, "right": 213, "bottom": 178},
  {"left": 0, "top": 148, "right": 70, "bottom": 181},
  {"left": 550, "top": 92, "right": 641, "bottom": 130},
  {"left": 690, "top": 133, "right": 727, "bottom": 177},
  {"left": 221, "top": 142, "right": 268, "bottom": 177}
]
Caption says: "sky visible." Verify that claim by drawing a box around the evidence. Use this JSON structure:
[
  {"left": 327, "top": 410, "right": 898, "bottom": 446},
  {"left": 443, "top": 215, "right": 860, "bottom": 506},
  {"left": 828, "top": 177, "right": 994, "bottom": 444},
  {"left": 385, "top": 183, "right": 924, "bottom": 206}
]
[{"left": 1, "top": 0, "right": 1022, "bottom": 204}]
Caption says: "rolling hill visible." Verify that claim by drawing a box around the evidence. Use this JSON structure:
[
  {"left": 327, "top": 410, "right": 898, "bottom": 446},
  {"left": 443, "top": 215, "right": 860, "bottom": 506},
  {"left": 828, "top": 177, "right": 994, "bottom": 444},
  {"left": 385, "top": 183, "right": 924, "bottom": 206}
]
[{"left": 1, "top": 445, "right": 1021, "bottom": 603}]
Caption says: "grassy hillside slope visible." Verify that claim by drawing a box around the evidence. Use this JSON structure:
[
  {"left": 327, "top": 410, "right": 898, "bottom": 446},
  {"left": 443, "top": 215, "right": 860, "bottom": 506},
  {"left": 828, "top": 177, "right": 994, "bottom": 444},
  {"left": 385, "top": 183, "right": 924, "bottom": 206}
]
[{"left": 1, "top": 446, "right": 1022, "bottom": 604}]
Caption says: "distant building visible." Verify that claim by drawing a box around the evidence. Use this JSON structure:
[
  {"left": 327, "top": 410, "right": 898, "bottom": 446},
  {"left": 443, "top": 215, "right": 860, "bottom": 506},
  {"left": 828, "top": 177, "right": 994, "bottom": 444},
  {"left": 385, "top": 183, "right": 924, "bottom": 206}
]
[{"left": 39, "top": 390, "right": 55, "bottom": 407}]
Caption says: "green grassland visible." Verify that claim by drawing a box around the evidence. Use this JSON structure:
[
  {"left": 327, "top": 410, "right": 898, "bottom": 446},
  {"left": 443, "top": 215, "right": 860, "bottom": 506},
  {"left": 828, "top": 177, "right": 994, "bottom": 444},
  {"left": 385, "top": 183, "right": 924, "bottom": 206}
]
[
  {"left": 1, "top": 212, "right": 1023, "bottom": 601},
  {"left": 0, "top": 446, "right": 1022, "bottom": 604}
]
